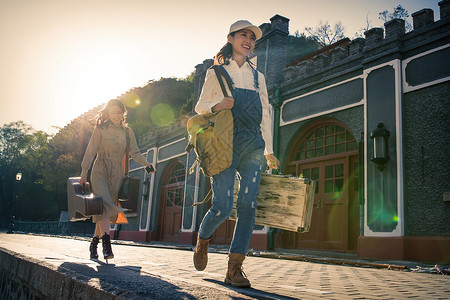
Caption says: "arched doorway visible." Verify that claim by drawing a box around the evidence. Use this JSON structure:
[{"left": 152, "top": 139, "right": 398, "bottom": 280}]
[
  {"left": 158, "top": 160, "right": 185, "bottom": 242},
  {"left": 284, "top": 119, "right": 360, "bottom": 252}
]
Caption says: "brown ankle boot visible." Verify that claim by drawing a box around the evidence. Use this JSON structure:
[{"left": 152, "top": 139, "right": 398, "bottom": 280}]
[
  {"left": 225, "top": 253, "right": 251, "bottom": 288},
  {"left": 193, "top": 234, "right": 210, "bottom": 271},
  {"left": 89, "top": 236, "right": 100, "bottom": 259},
  {"left": 101, "top": 234, "right": 114, "bottom": 260}
]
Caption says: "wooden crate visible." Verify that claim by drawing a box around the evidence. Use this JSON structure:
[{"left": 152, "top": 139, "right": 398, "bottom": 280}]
[{"left": 229, "top": 173, "right": 315, "bottom": 232}]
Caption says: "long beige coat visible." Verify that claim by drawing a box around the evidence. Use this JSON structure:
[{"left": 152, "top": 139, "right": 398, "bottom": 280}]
[{"left": 81, "top": 123, "right": 149, "bottom": 223}]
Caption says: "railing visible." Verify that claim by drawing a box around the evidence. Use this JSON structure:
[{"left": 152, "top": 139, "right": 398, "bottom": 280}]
[{"left": 13, "top": 220, "right": 95, "bottom": 236}]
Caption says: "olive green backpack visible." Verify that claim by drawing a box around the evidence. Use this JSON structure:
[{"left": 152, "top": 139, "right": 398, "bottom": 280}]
[{"left": 186, "top": 66, "right": 234, "bottom": 177}]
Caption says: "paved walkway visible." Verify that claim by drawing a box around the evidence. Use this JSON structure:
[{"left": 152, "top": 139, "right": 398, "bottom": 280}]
[{"left": 1, "top": 233, "right": 449, "bottom": 299}]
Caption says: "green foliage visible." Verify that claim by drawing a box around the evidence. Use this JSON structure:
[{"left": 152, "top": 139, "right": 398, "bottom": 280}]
[
  {"left": 0, "top": 121, "right": 58, "bottom": 224},
  {"left": 0, "top": 121, "right": 34, "bottom": 164},
  {"left": 180, "top": 93, "right": 194, "bottom": 115},
  {"left": 0, "top": 119, "right": 96, "bottom": 224},
  {"left": 185, "top": 70, "right": 195, "bottom": 83},
  {"left": 125, "top": 77, "right": 194, "bottom": 133},
  {"left": 42, "top": 120, "right": 94, "bottom": 200},
  {"left": 287, "top": 34, "right": 321, "bottom": 64},
  {"left": 128, "top": 119, "right": 153, "bottom": 138}
]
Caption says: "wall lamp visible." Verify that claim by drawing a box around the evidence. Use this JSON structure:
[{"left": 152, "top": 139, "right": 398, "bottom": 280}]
[
  {"left": 370, "top": 122, "right": 390, "bottom": 171},
  {"left": 142, "top": 176, "right": 150, "bottom": 198}
]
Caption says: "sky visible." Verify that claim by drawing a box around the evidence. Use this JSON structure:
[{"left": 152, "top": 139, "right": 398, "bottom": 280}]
[{"left": 0, "top": 0, "right": 441, "bottom": 134}]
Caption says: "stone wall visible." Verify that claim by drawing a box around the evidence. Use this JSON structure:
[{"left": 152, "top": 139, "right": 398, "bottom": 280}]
[{"left": 402, "top": 82, "right": 450, "bottom": 236}]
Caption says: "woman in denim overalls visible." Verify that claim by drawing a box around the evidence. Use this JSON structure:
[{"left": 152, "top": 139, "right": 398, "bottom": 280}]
[{"left": 194, "top": 20, "right": 279, "bottom": 287}]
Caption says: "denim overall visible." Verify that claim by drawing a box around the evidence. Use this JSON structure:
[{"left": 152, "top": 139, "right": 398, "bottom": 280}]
[{"left": 199, "top": 64, "right": 265, "bottom": 255}]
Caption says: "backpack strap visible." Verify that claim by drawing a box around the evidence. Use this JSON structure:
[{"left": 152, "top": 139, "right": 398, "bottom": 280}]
[
  {"left": 192, "top": 188, "right": 212, "bottom": 207},
  {"left": 246, "top": 59, "right": 259, "bottom": 92},
  {"left": 218, "top": 65, "right": 235, "bottom": 92},
  {"left": 188, "top": 159, "right": 199, "bottom": 175},
  {"left": 252, "top": 67, "right": 259, "bottom": 92},
  {"left": 124, "top": 127, "right": 130, "bottom": 176},
  {"left": 212, "top": 65, "right": 234, "bottom": 97}
]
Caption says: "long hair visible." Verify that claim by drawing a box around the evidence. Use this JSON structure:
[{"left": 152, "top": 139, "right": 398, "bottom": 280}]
[
  {"left": 96, "top": 99, "right": 127, "bottom": 128},
  {"left": 213, "top": 31, "right": 257, "bottom": 69},
  {"left": 214, "top": 32, "right": 235, "bottom": 65}
]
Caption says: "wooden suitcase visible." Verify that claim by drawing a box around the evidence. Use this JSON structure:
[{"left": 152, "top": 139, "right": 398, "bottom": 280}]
[
  {"left": 229, "top": 173, "right": 315, "bottom": 232},
  {"left": 67, "top": 177, "right": 103, "bottom": 222}
]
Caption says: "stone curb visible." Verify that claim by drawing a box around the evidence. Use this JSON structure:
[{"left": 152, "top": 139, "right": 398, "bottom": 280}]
[{"left": 0, "top": 246, "right": 135, "bottom": 300}]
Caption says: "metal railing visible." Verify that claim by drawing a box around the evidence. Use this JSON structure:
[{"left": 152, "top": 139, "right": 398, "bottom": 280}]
[{"left": 13, "top": 220, "right": 95, "bottom": 236}]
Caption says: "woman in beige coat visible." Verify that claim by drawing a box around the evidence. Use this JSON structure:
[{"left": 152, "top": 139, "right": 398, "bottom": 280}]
[{"left": 79, "top": 99, "right": 155, "bottom": 260}]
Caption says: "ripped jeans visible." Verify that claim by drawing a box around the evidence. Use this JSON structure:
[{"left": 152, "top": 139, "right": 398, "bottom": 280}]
[{"left": 198, "top": 130, "right": 265, "bottom": 255}]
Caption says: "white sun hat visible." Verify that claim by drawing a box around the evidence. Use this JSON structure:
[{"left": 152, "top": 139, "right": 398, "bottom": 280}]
[{"left": 229, "top": 20, "right": 263, "bottom": 40}]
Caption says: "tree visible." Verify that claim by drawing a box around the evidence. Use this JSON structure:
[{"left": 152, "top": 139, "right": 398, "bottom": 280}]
[
  {"left": 379, "top": 4, "right": 413, "bottom": 32},
  {"left": 0, "top": 121, "right": 34, "bottom": 164},
  {"left": 354, "top": 13, "right": 374, "bottom": 38},
  {"left": 185, "top": 70, "right": 195, "bottom": 83},
  {"left": 180, "top": 93, "right": 195, "bottom": 116},
  {"left": 0, "top": 122, "right": 58, "bottom": 225},
  {"left": 287, "top": 33, "right": 321, "bottom": 64},
  {"left": 304, "top": 21, "right": 346, "bottom": 47},
  {"left": 0, "top": 122, "right": 29, "bottom": 227},
  {"left": 39, "top": 117, "right": 94, "bottom": 215},
  {"left": 0, "top": 117, "right": 97, "bottom": 222}
]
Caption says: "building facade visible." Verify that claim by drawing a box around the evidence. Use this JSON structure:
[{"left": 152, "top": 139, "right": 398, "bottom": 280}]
[{"left": 111, "top": 1, "right": 450, "bottom": 263}]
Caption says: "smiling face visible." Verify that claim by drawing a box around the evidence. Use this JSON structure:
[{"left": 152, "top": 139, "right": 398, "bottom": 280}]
[
  {"left": 227, "top": 29, "right": 256, "bottom": 60},
  {"left": 108, "top": 104, "right": 124, "bottom": 126}
]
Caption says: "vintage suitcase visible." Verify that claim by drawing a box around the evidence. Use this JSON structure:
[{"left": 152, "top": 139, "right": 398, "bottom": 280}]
[
  {"left": 67, "top": 177, "right": 103, "bottom": 221},
  {"left": 229, "top": 173, "right": 315, "bottom": 232}
]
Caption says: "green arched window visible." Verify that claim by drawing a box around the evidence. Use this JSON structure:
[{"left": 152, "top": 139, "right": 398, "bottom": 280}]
[{"left": 295, "top": 123, "right": 357, "bottom": 161}]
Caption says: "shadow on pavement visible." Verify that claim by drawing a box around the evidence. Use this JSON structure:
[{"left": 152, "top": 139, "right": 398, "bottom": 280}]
[
  {"left": 203, "top": 278, "right": 298, "bottom": 300},
  {"left": 57, "top": 261, "right": 197, "bottom": 299}
]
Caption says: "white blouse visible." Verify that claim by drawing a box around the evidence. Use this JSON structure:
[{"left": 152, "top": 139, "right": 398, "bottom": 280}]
[{"left": 195, "top": 60, "right": 274, "bottom": 155}]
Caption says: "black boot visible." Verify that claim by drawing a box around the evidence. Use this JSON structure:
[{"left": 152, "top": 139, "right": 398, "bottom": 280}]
[
  {"left": 101, "top": 234, "right": 114, "bottom": 260},
  {"left": 89, "top": 236, "right": 100, "bottom": 259}
]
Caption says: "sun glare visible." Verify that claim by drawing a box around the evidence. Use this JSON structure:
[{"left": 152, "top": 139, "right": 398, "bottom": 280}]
[
  {"left": 47, "top": 36, "right": 149, "bottom": 128},
  {"left": 151, "top": 103, "right": 175, "bottom": 127},
  {"left": 122, "top": 91, "right": 142, "bottom": 109}
]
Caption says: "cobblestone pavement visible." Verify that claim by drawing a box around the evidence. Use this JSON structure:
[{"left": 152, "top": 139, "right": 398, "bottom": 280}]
[{"left": 1, "top": 233, "right": 449, "bottom": 299}]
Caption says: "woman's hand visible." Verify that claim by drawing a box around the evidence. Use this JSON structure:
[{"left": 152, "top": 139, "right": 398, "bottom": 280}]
[
  {"left": 79, "top": 176, "right": 88, "bottom": 187},
  {"left": 212, "top": 96, "right": 234, "bottom": 112},
  {"left": 265, "top": 153, "right": 280, "bottom": 170}
]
